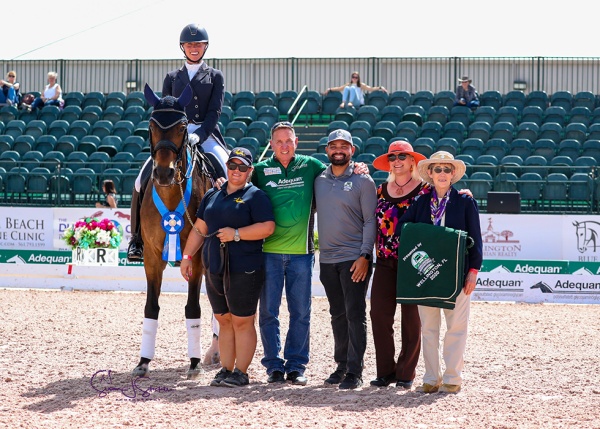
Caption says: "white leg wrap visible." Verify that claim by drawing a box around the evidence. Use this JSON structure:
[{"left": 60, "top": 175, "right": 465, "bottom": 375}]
[
  {"left": 212, "top": 313, "right": 220, "bottom": 336},
  {"left": 140, "top": 318, "right": 158, "bottom": 359},
  {"left": 186, "top": 318, "right": 202, "bottom": 359}
]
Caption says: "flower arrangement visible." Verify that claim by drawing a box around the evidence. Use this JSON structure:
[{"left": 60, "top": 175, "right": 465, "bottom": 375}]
[{"left": 63, "top": 217, "right": 123, "bottom": 250}]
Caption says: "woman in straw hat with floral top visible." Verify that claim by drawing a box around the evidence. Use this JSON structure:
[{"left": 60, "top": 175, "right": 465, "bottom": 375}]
[{"left": 395, "top": 151, "right": 483, "bottom": 394}]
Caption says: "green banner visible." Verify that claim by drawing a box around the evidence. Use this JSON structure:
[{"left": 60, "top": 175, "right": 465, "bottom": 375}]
[
  {"left": 0, "top": 249, "right": 143, "bottom": 266},
  {"left": 481, "top": 259, "right": 599, "bottom": 275}
]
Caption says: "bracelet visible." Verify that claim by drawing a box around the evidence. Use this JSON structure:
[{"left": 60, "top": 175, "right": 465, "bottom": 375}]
[{"left": 182, "top": 254, "right": 192, "bottom": 260}]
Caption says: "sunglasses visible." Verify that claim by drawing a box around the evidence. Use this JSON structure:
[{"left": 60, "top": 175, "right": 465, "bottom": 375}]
[
  {"left": 431, "top": 166, "right": 453, "bottom": 174},
  {"left": 351, "top": 75, "right": 359, "bottom": 79},
  {"left": 227, "top": 162, "right": 250, "bottom": 172},
  {"left": 387, "top": 153, "right": 408, "bottom": 162},
  {"left": 7, "top": 75, "right": 15, "bottom": 78}
]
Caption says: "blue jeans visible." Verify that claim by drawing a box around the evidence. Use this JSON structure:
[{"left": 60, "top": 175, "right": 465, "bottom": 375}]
[
  {"left": 30, "top": 97, "right": 61, "bottom": 111},
  {"left": 319, "top": 260, "right": 371, "bottom": 376},
  {"left": 259, "top": 253, "right": 314, "bottom": 375},
  {"left": 342, "top": 86, "right": 363, "bottom": 107}
]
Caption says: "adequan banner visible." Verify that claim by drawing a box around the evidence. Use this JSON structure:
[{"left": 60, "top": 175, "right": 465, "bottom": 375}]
[{"left": 472, "top": 272, "right": 600, "bottom": 304}]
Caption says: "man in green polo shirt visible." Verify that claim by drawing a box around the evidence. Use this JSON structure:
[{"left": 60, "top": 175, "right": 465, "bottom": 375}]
[{"left": 252, "top": 122, "right": 325, "bottom": 385}]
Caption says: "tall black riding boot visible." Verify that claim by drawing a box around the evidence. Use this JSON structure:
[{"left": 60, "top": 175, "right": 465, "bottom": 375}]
[{"left": 127, "top": 188, "right": 144, "bottom": 262}]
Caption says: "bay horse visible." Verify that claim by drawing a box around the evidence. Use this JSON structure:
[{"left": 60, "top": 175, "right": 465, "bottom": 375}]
[{"left": 131, "top": 83, "right": 212, "bottom": 379}]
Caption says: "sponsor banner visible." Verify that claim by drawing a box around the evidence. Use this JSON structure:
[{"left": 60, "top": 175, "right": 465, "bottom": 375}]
[
  {"left": 472, "top": 273, "right": 526, "bottom": 303},
  {"left": 472, "top": 272, "right": 600, "bottom": 304},
  {"left": 0, "top": 207, "right": 53, "bottom": 249},
  {"left": 53, "top": 207, "right": 132, "bottom": 251},
  {"left": 569, "top": 262, "right": 600, "bottom": 276},
  {"left": 562, "top": 215, "right": 600, "bottom": 264},
  {"left": 0, "top": 249, "right": 142, "bottom": 266},
  {"left": 482, "top": 259, "right": 600, "bottom": 275},
  {"left": 481, "top": 259, "right": 570, "bottom": 274},
  {"left": 479, "top": 214, "right": 562, "bottom": 260}
]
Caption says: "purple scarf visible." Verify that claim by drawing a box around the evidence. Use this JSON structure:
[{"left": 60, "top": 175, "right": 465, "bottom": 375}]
[{"left": 430, "top": 188, "right": 450, "bottom": 226}]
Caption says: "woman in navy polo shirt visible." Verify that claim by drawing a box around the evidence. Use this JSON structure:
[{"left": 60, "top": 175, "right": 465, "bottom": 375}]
[{"left": 180, "top": 147, "right": 275, "bottom": 388}]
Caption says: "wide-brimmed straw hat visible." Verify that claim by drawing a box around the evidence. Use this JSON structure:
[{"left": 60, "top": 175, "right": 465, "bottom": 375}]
[
  {"left": 373, "top": 140, "right": 427, "bottom": 171},
  {"left": 417, "top": 151, "right": 466, "bottom": 185},
  {"left": 458, "top": 76, "right": 472, "bottom": 83}
]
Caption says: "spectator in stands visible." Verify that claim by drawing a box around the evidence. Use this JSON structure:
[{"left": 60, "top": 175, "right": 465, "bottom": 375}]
[
  {"left": 180, "top": 147, "right": 275, "bottom": 387},
  {"left": 369, "top": 140, "right": 427, "bottom": 390},
  {"left": 127, "top": 23, "right": 229, "bottom": 262},
  {"left": 96, "top": 180, "right": 118, "bottom": 209},
  {"left": 252, "top": 122, "right": 369, "bottom": 386},
  {"left": 315, "top": 129, "right": 377, "bottom": 390},
  {"left": 454, "top": 76, "right": 479, "bottom": 109},
  {"left": 395, "top": 151, "right": 483, "bottom": 394},
  {"left": 29, "top": 71, "right": 63, "bottom": 111},
  {"left": 0, "top": 71, "right": 19, "bottom": 106},
  {"left": 326, "top": 71, "right": 388, "bottom": 108}
]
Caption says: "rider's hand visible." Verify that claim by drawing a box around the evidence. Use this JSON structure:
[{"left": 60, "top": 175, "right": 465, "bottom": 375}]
[{"left": 189, "top": 134, "right": 200, "bottom": 146}]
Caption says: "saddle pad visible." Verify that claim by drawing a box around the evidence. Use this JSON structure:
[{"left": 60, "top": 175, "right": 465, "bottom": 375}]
[{"left": 396, "top": 222, "right": 468, "bottom": 309}]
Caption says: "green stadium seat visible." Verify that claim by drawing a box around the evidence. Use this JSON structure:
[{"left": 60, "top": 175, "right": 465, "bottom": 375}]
[
  {"left": 550, "top": 91, "right": 573, "bottom": 113},
  {"left": 388, "top": 91, "right": 411, "bottom": 109}
]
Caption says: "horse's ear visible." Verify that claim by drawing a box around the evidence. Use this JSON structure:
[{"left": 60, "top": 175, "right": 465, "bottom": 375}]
[
  {"left": 178, "top": 84, "right": 193, "bottom": 107},
  {"left": 144, "top": 83, "right": 161, "bottom": 107}
]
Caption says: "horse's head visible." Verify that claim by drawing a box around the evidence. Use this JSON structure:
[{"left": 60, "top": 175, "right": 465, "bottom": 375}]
[
  {"left": 530, "top": 281, "right": 553, "bottom": 293},
  {"left": 144, "top": 83, "right": 193, "bottom": 186}
]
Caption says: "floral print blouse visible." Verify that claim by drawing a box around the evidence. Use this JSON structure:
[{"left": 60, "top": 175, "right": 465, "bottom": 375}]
[{"left": 375, "top": 181, "right": 432, "bottom": 260}]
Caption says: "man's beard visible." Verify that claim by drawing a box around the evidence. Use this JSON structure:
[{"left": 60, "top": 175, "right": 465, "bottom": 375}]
[{"left": 329, "top": 153, "right": 351, "bottom": 166}]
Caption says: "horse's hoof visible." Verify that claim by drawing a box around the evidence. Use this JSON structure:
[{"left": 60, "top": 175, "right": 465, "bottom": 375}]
[
  {"left": 132, "top": 363, "right": 149, "bottom": 378},
  {"left": 203, "top": 351, "right": 220, "bottom": 366},
  {"left": 187, "top": 367, "right": 204, "bottom": 380}
]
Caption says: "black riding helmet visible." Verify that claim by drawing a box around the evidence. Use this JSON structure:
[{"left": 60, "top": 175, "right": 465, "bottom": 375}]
[{"left": 180, "top": 24, "right": 209, "bottom": 63}]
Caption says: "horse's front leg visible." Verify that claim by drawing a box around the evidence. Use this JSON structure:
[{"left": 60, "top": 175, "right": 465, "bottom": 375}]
[
  {"left": 184, "top": 253, "right": 204, "bottom": 379},
  {"left": 132, "top": 255, "right": 167, "bottom": 378}
]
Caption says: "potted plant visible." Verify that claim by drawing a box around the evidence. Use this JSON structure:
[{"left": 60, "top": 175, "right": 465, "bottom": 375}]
[{"left": 63, "top": 217, "right": 123, "bottom": 266}]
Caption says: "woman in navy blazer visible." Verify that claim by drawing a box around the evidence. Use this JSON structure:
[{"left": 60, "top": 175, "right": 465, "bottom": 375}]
[{"left": 396, "top": 151, "right": 483, "bottom": 394}]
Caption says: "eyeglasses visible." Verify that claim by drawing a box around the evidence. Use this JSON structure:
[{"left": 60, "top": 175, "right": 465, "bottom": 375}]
[
  {"left": 387, "top": 153, "right": 408, "bottom": 162},
  {"left": 431, "top": 166, "right": 453, "bottom": 174},
  {"left": 227, "top": 162, "right": 250, "bottom": 172},
  {"left": 271, "top": 121, "right": 294, "bottom": 133}
]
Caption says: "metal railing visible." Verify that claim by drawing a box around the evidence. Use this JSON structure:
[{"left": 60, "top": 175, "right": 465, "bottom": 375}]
[
  {"left": 4, "top": 56, "right": 600, "bottom": 96},
  {"left": 1, "top": 162, "right": 598, "bottom": 213}
]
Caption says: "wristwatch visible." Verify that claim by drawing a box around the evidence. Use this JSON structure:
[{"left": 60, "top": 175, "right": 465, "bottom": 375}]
[
  {"left": 360, "top": 253, "right": 371, "bottom": 261},
  {"left": 234, "top": 229, "right": 240, "bottom": 242}
]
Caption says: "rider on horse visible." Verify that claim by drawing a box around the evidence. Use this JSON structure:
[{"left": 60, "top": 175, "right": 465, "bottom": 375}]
[{"left": 127, "top": 23, "right": 229, "bottom": 262}]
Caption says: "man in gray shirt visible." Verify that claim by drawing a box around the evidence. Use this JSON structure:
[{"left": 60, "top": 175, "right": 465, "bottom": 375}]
[{"left": 314, "top": 129, "right": 377, "bottom": 389}]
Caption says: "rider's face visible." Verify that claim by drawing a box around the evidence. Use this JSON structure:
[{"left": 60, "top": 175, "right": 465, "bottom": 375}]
[{"left": 182, "top": 42, "right": 207, "bottom": 62}]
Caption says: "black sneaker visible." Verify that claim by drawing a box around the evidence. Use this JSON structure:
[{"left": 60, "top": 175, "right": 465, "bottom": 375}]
[
  {"left": 221, "top": 368, "right": 249, "bottom": 387},
  {"left": 210, "top": 368, "right": 232, "bottom": 387},
  {"left": 267, "top": 370, "right": 285, "bottom": 383},
  {"left": 324, "top": 369, "right": 345, "bottom": 385},
  {"left": 370, "top": 373, "right": 396, "bottom": 387},
  {"left": 339, "top": 373, "right": 362, "bottom": 390},
  {"left": 286, "top": 371, "right": 308, "bottom": 386}
]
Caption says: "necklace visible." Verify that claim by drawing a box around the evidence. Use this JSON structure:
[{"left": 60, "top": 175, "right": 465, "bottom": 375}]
[{"left": 394, "top": 176, "right": 412, "bottom": 194}]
